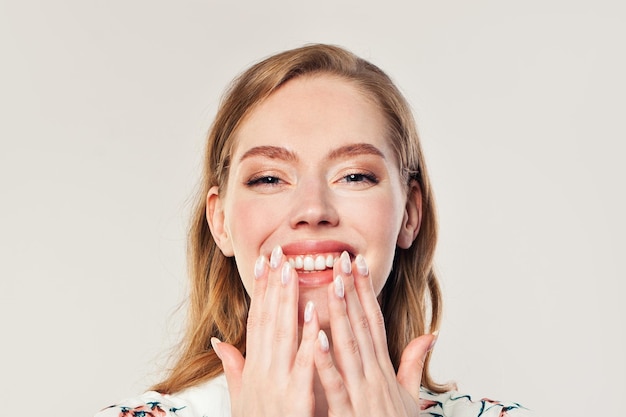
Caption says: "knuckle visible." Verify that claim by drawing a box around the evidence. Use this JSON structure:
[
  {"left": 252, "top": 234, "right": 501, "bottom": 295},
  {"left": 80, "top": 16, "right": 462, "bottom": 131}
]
[
  {"left": 369, "top": 309, "right": 385, "bottom": 327},
  {"left": 258, "top": 311, "right": 272, "bottom": 326},
  {"left": 418, "top": 356, "right": 426, "bottom": 368},
  {"left": 343, "top": 337, "right": 360, "bottom": 355},
  {"left": 294, "top": 352, "right": 311, "bottom": 369},
  {"left": 273, "top": 328, "right": 289, "bottom": 343},
  {"left": 317, "top": 355, "right": 335, "bottom": 371},
  {"left": 247, "top": 310, "right": 272, "bottom": 331},
  {"left": 326, "top": 374, "right": 345, "bottom": 393},
  {"left": 252, "top": 281, "right": 266, "bottom": 297},
  {"left": 357, "top": 315, "right": 370, "bottom": 330}
]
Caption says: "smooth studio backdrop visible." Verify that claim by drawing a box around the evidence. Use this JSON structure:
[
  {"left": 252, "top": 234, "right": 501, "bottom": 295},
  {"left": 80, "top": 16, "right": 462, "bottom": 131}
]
[{"left": 1, "top": 1, "right": 624, "bottom": 416}]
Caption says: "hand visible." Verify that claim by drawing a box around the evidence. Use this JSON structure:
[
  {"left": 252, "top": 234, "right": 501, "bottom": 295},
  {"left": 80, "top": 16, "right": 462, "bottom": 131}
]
[
  {"left": 314, "top": 252, "right": 436, "bottom": 417},
  {"left": 211, "top": 246, "right": 320, "bottom": 417}
]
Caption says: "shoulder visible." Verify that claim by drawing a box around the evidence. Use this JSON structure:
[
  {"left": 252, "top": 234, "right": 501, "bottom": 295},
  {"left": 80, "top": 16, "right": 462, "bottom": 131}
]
[
  {"left": 94, "top": 375, "right": 230, "bottom": 417},
  {"left": 419, "top": 387, "right": 533, "bottom": 417}
]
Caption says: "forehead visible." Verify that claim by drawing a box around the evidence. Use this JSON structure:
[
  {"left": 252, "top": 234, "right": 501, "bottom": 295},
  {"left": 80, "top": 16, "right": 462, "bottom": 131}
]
[{"left": 231, "top": 74, "right": 394, "bottom": 160}]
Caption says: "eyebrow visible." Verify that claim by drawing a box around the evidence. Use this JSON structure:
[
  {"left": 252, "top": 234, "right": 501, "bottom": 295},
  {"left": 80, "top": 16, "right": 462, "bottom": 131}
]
[
  {"left": 239, "top": 146, "right": 298, "bottom": 163},
  {"left": 238, "top": 143, "right": 385, "bottom": 163},
  {"left": 327, "top": 143, "right": 385, "bottom": 160}
]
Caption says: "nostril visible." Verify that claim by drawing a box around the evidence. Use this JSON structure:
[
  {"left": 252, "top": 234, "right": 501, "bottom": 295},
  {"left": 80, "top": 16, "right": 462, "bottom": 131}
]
[
  {"left": 289, "top": 194, "right": 339, "bottom": 228},
  {"left": 295, "top": 219, "right": 334, "bottom": 228}
]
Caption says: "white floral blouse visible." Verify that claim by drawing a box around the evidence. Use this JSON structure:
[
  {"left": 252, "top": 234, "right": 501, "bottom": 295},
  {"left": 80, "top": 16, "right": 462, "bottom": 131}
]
[{"left": 94, "top": 374, "right": 532, "bottom": 417}]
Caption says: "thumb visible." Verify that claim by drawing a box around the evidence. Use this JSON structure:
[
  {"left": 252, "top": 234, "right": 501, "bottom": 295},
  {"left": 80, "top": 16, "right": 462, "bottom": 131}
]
[
  {"left": 396, "top": 332, "right": 438, "bottom": 402},
  {"left": 211, "top": 337, "right": 245, "bottom": 400}
]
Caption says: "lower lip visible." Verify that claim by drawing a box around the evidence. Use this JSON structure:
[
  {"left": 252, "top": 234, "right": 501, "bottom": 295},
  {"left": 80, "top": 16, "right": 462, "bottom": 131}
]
[{"left": 297, "top": 269, "right": 334, "bottom": 287}]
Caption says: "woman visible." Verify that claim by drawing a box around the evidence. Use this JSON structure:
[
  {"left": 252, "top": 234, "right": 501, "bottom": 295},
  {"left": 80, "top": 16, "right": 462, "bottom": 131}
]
[{"left": 96, "top": 44, "right": 530, "bottom": 417}]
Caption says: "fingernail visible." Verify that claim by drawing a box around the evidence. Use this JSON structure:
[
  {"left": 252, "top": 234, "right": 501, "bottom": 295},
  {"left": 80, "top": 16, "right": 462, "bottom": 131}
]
[
  {"left": 428, "top": 330, "right": 439, "bottom": 352},
  {"left": 254, "top": 255, "right": 266, "bottom": 279},
  {"left": 355, "top": 254, "right": 368, "bottom": 276},
  {"left": 304, "top": 301, "right": 314, "bottom": 323},
  {"left": 210, "top": 337, "right": 222, "bottom": 359},
  {"left": 281, "top": 262, "right": 291, "bottom": 285},
  {"left": 318, "top": 330, "right": 329, "bottom": 352},
  {"left": 334, "top": 275, "right": 344, "bottom": 298},
  {"left": 340, "top": 251, "right": 351, "bottom": 275},
  {"left": 270, "top": 245, "right": 283, "bottom": 269}
]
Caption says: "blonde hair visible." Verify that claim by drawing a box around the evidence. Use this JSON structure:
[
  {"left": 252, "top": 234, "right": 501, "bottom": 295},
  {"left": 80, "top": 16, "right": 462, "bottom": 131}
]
[{"left": 152, "top": 44, "right": 448, "bottom": 394}]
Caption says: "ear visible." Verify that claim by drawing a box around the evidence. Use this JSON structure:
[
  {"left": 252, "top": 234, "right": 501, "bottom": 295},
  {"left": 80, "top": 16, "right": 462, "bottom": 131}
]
[
  {"left": 206, "top": 186, "right": 234, "bottom": 257},
  {"left": 397, "top": 180, "right": 422, "bottom": 249}
]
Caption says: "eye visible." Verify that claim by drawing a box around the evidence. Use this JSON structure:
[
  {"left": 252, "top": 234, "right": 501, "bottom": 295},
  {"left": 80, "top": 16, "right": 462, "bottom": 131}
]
[
  {"left": 340, "top": 172, "right": 379, "bottom": 184},
  {"left": 246, "top": 175, "right": 283, "bottom": 187}
]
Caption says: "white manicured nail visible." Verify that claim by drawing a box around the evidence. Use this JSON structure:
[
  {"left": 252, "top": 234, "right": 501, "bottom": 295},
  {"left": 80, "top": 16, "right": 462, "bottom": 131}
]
[
  {"left": 334, "top": 275, "right": 344, "bottom": 298},
  {"left": 281, "top": 262, "right": 291, "bottom": 285},
  {"left": 355, "top": 254, "right": 368, "bottom": 276},
  {"left": 254, "top": 255, "right": 266, "bottom": 279},
  {"left": 210, "top": 337, "right": 222, "bottom": 359},
  {"left": 428, "top": 330, "right": 440, "bottom": 352},
  {"left": 304, "top": 301, "right": 314, "bottom": 323},
  {"left": 318, "top": 330, "right": 329, "bottom": 352},
  {"left": 340, "top": 251, "right": 351, "bottom": 274},
  {"left": 270, "top": 245, "right": 283, "bottom": 269}
]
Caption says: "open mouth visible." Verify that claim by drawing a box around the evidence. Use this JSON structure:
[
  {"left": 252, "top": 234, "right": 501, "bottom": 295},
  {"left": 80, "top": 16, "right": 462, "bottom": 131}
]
[{"left": 286, "top": 253, "right": 340, "bottom": 272}]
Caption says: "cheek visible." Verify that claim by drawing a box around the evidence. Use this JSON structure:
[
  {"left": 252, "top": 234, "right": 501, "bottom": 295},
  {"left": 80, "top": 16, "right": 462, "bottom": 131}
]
[
  {"left": 227, "top": 200, "right": 268, "bottom": 244},
  {"left": 357, "top": 191, "right": 405, "bottom": 246},
  {"left": 346, "top": 194, "right": 405, "bottom": 294},
  {"left": 226, "top": 197, "right": 282, "bottom": 288}
]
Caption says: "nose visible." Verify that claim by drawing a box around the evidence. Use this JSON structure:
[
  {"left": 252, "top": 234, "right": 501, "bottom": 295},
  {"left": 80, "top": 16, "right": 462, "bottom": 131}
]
[{"left": 289, "top": 178, "right": 339, "bottom": 229}]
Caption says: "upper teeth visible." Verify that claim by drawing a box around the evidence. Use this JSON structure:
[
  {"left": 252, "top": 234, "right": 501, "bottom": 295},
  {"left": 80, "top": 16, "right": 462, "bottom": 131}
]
[{"left": 288, "top": 255, "right": 337, "bottom": 271}]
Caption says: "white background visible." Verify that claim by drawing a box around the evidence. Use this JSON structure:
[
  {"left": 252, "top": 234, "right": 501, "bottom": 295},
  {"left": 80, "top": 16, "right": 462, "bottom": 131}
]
[{"left": 1, "top": 1, "right": 624, "bottom": 416}]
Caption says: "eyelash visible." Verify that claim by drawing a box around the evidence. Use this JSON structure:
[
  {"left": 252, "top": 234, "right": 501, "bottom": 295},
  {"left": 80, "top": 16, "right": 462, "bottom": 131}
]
[
  {"left": 340, "top": 172, "right": 379, "bottom": 184},
  {"left": 245, "top": 171, "right": 379, "bottom": 188},
  {"left": 246, "top": 175, "right": 283, "bottom": 187}
]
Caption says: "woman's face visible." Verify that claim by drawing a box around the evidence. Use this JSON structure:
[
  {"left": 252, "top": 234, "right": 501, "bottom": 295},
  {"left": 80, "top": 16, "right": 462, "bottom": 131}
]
[{"left": 207, "top": 74, "right": 421, "bottom": 328}]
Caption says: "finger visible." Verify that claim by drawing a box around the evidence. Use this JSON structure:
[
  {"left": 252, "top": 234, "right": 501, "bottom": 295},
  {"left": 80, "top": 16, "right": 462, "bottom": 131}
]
[
  {"left": 243, "top": 254, "right": 269, "bottom": 363},
  {"left": 271, "top": 261, "right": 299, "bottom": 374},
  {"left": 314, "top": 330, "right": 351, "bottom": 412},
  {"left": 211, "top": 337, "right": 245, "bottom": 403},
  {"left": 336, "top": 252, "right": 380, "bottom": 376},
  {"left": 352, "top": 255, "right": 397, "bottom": 388},
  {"left": 327, "top": 266, "right": 364, "bottom": 380},
  {"left": 352, "top": 254, "right": 389, "bottom": 360},
  {"left": 396, "top": 333, "right": 437, "bottom": 403},
  {"left": 289, "top": 301, "right": 318, "bottom": 394},
  {"left": 247, "top": 246, "right": 283, "bottom": 365}
]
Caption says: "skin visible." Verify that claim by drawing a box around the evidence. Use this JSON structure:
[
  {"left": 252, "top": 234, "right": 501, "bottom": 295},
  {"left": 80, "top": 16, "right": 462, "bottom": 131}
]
[{"left": 206, "top": 75, "right": 436, "bottom": 417}]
